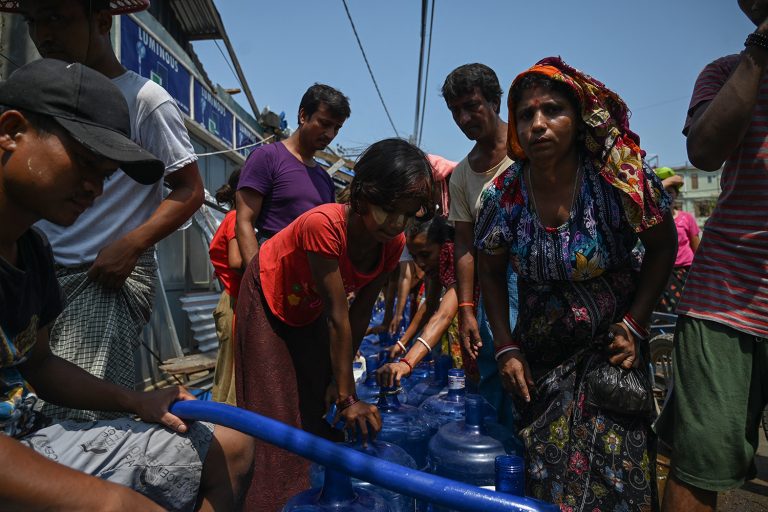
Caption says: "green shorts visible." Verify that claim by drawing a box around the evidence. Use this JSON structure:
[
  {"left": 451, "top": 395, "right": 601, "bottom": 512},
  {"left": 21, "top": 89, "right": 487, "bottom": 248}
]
[{"left": 654, "top": 315, "right": 768, "bottom": 491}]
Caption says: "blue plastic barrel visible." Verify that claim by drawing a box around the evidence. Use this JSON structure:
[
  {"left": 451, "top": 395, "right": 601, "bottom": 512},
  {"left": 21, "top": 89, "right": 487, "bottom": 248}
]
[
  {"left": 357, "top": 354, "right": 382, "bottom": 403},
  {"left": 283, "top": 467, "right": 391, "bottom": 511},
  {"left": 310, "top": 439, "right": 416, "bottom": 512},
  {"left": 408, "top": 354, "right": 452, "bottom": 406},
  {"left": 427, "top": 396, "right": 520, "bottom": 511},
  {"left": 376, "top": 386, "right": 433, "bottom": 469}
]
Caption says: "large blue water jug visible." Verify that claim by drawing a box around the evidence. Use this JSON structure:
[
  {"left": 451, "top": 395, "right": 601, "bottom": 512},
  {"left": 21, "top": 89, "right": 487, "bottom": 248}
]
[
  {"left": 357, "top": 354, "right": 382, "bottom": 404},
  {"left": 376, "top": 386, "right": 432, "bottom": 469},
  {"left": 282, "top": 467, "right": 391, "bottom": 511},
  {"left": 418, "top": 368, "right": 466, "bottom": 430},
  {"left": 359, "top": 333, "right": 382, "bottom": 358},
  {"left": 418, "top": 369, "right": 497, "bottom": 431},
  {"left": 309, "top": 439, "right": 417, "bottom": 512},
  {"left": 427, "top": 396, "right": 519, "bottom": 511},
  {"left": 408, "top": 354, "right": 451, "bottom": 406},
  {"left": 401, "top": 367, "right": 429, "bottom": 394},
  {"left": 495, "top": 454, "right": 525, "bottom": 496}
]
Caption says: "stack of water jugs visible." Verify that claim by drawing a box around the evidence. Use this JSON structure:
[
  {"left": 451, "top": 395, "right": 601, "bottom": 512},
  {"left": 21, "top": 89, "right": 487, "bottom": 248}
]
[{"left": 289, "top": 347, "right": 534, "bottom": 511}]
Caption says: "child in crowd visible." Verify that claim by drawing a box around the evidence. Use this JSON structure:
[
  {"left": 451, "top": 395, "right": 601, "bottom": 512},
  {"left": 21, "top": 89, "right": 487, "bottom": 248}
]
[
  {"left": 378, "top": 216, "right": 476, "bottom": 387},
  {"left": 209, "top": 169, "right": 243, "bottom": 405},
  {"left": 234, "top": 138, "right": 434, "bottom": 511},
  {"left": 0, "top": 59, "right": 253, "bottom": 511}
]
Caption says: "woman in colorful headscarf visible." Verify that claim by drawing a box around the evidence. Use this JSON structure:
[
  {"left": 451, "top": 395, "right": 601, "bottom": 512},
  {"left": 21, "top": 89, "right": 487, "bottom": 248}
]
[{"left": 475, "top": 57, "right": 677, "bottom": 510}]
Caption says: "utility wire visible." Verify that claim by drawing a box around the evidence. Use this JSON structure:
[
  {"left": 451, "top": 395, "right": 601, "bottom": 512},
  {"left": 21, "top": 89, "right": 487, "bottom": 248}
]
[
  {"left": 214, "top": 39, "right": 245, "bottom": 93},
  {"left": 417, "top": 0, "right": 435, "bottom": 147},
  {"left": 341, "top": 0, "right": 400, "bottom": 137},
  {"left": 413, "top": 0, "right": 428, "bottom": 142}
]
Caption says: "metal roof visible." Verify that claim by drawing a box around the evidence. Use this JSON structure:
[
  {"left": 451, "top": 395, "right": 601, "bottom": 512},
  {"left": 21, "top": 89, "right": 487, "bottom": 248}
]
[{"left": 169, "top": 0, "right": 222, "bottom": 40}]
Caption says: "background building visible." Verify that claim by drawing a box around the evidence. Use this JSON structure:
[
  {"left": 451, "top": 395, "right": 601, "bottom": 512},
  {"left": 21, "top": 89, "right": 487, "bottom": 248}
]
[
  {"left": 672, "top": 164, "right": 723, "bottom": 229},
  {"left": 0, "top": 1, "right": 354, "bottom": 389}
]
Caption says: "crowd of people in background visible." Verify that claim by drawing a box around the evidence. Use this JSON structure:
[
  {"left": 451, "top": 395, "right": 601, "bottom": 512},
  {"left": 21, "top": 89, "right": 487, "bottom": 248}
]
[{"left": 1, "top": 0, "right": 767, "bottom": 511}]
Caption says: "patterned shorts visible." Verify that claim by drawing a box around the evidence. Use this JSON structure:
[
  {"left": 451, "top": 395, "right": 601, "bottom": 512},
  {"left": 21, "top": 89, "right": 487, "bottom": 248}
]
[{"left": 19, "top": 417, "right": 214, "bottom": 512}]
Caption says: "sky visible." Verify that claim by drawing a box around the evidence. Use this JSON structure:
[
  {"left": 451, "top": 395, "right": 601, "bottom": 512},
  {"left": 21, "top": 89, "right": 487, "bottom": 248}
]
[{"left": 194, "top": 1, "right": 752, "bottom": 169}]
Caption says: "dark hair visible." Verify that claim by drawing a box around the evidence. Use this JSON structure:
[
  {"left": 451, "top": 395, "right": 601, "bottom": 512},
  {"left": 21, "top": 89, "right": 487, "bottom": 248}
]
[
  {"left": 510, "top": 73, "right": 581, "bottom": 117},
  {"left": 350, "top": 138, "right": 434, "bottom": 219},
  {"left": 298, "top": 83, "right": 351, "bottom": 124},
  {"left": 441, "top": 63, "right": 503, "bottom": 111},
  {"left": 406, "top": 215, "right": 454, "bottom": 245},
  {"left": 214, "top": 168, "right": 242, "bottom": 208}
]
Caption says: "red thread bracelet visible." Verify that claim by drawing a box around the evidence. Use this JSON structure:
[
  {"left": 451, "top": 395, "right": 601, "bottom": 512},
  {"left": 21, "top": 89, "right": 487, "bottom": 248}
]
[
  {"left": 400, "top": 358, "right": 413, "bottom": 372},
  {"left": 336, "top": 394, "right": 359, "bottom": 411},
  {"left": 623, "top": 312, "right": 649, "bottom": 340}
]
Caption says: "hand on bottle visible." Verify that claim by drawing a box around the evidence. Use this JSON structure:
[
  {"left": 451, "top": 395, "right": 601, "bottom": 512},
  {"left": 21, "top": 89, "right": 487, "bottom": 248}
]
[
  {"left": 386, "top": 343, "right": 404, "bottom": 361},
  {"left": 337, "top": 400, "right": 382, "bottom": 443},
  {"left": 377, "top": 361, "right": 411, "bottom": 388},
  {"left": 388, "top": 314, "right": 402, "bottom": 336},
  {"left": 497, "top": 350, "right": 534, "bottom": 402}
]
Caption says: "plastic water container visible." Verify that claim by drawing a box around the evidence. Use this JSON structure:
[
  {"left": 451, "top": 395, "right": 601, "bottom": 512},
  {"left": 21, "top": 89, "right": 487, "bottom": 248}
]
[
  {"left": 418, "top": 370, "right": 497, "bottom": 432},
  {"left": 359, "top": 333, "right": 382, "bottom": 358},
  {"left": 282, "top": 467, "right": 391, "bottom": 511},
  {"left": 402, "top": 367, "right": 429, "bottom": 394},
  {"left": 408, "top": 354, "right": 452, "bottom": 406},
  {"left": 376, "top": 386, "right": 433, "bottom": 469},
  {"left": 495, "top": 454, "right": 525, "bottom": 496},
  {"left": 418, "top": 369, "right": 467, "bottom": 431},
  {"left": 426, "top": 396, "right": 519, "bottom": 511},
  {"left": 357, "top": 355, "right": 382, "bottom": 404},
  {"left": 310, "top": 439, "right": 417, "bottom": 512}
]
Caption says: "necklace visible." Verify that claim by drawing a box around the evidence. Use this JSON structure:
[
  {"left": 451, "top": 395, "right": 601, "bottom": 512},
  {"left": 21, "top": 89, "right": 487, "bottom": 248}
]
[{"left": 527, "top": 162, "right": 582, "bottom": 230}]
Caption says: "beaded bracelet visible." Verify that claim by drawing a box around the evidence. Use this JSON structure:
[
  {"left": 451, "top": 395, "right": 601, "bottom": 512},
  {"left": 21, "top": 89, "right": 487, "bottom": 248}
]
[
  {"left": 336, "top": 394, "right": 359, "bottom": 411},
  {"left": 416, "top": 336, "right": 431, "bottom": 352},
  {"left": 746, "top": 32, "right": 768, "bottom": 51}
]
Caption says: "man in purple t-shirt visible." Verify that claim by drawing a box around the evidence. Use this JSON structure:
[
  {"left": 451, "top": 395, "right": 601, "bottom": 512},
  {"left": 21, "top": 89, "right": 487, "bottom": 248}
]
[{"left": 236, "top": 84, "right": 350, "bottom": 265}]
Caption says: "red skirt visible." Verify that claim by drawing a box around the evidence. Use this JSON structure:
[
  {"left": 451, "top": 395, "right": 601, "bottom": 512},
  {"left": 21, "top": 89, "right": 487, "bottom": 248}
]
[{"left": 234, "top": 260, "right": 342, "bottom": 511}]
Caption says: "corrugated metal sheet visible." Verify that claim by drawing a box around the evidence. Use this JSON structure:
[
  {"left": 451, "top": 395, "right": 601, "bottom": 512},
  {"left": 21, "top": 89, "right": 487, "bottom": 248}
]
[
  {"left": 179, "top": 292, "right": 221, "bottom": 353},
  {"left": 169, "top": 0, "right": 221, "bottom": 40}
]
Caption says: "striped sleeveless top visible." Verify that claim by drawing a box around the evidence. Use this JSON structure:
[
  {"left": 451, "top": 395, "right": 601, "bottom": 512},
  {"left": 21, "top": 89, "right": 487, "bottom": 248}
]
[{"left": 678, "top": 54, "right": 768, "bottom": 337}]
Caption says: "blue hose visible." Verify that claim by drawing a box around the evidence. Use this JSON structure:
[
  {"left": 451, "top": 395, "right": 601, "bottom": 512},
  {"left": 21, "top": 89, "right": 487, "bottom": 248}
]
[{"left": 170, "top": 401, "right": 559, "bottom": 512}]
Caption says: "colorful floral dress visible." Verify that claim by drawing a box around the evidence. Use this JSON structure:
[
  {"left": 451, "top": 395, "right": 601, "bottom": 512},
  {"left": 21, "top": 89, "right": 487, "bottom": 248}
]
[{"left": 475, "top": 158, "right": 669, "bottom": 512}]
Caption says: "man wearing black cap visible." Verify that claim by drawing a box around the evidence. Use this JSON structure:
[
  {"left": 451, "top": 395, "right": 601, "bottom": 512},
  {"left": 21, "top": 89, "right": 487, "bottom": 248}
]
[
  {"left": 1, "top": 0, "right": 206, "bottom": 421},
  {"left": 0, "top": 58, "right": 253, "bottom": 512}
]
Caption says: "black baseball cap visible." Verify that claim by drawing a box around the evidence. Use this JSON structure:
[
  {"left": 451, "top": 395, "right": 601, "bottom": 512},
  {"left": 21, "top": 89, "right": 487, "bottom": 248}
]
[{"left": 0, "top": 59, "right": 164, "bottom": 184}]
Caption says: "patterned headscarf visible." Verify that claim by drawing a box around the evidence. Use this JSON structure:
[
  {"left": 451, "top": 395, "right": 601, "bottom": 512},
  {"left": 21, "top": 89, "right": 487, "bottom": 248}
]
[{"left": 508, "top": 56, "right": 663, "bottom": 232}]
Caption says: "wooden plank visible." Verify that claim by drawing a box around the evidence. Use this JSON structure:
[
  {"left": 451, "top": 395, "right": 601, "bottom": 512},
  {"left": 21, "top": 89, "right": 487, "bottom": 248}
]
[{"left": 159, "top": 353, "right": 217, "bottom": 375}]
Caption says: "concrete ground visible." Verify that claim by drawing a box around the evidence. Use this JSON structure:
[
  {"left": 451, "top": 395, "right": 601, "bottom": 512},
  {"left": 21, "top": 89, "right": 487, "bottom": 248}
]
[{"left": 719, "top": 433, "right": 768, "bottom": 512}]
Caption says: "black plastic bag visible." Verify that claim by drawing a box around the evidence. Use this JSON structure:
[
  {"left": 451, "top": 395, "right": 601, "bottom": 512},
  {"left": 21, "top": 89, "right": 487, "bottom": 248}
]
[{"left": 583, "top": 343, "right": 654, "bottom": 417}]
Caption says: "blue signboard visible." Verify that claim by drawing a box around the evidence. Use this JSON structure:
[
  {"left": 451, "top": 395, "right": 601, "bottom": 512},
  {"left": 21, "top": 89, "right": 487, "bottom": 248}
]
[
  {"left": 194, "top": 80, "right": 234, "bottom": 147},
  {"left": 120, "top": 16, "right": 191, "bottom": 115},
  {"left": 235, "top": 118, "right": 259, "bottom": 158}
]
